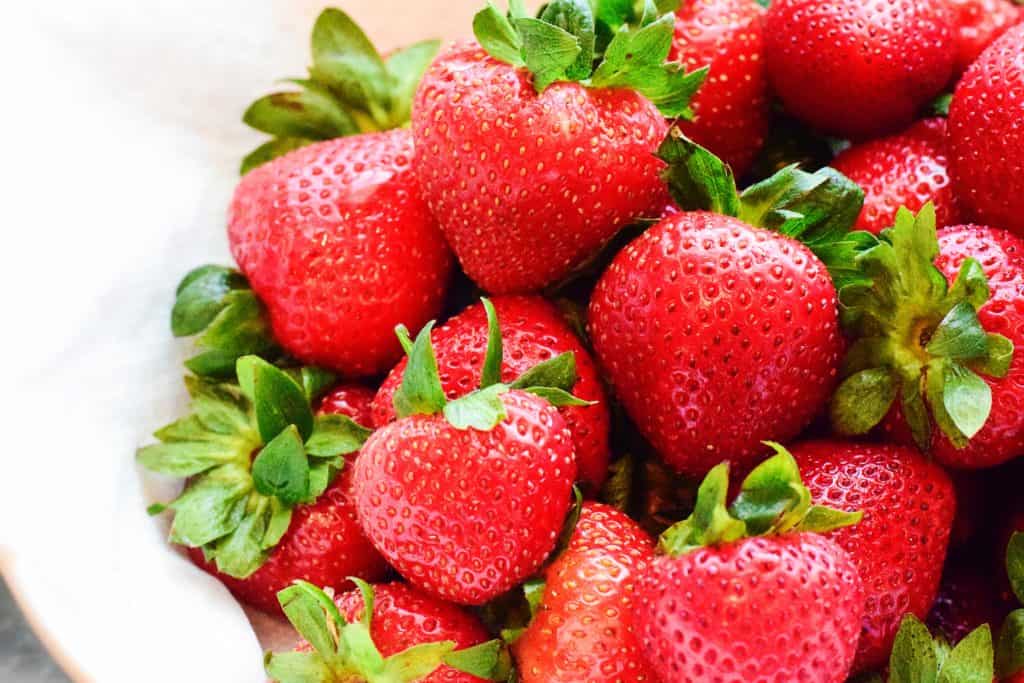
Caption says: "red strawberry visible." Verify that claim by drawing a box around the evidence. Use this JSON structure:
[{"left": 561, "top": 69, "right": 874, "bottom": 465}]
[
  {"left": 635, "top": 446, "right": 865, "bottom": 682},
  {"left": 873, "top": 224, "right": 1024, "bottom": 469},
  {"left": 669, "top": 0, "right": 769, "bottom": 177},
  {"left": 353, "top": 319, "right": 581, "bottom": 605},
  {"left": 948, "top": 0, "right": 1023, "bottom": 77},
  {"left": 266, "top": 581, "right": 502, "bottom": 683},
  {"left": 228, "top": 129, "right": 453, "bottom": 376},
  {"left": 948, "top": 24, "right": 1024, "bottom": 235},
  {"left": 513, "top": 503, "right": 657, "bottom": 682},
  {"left": 589, "top": 210, "right": 843, "bottom": 475},
  {"left": 140, "top": 360, "right": 387, "bottom": 614},
  {"left": 372, "top": 296, "right": 610, "bottom": 490},
  {"left": 790, "top": 440, "right": 956, "bottom": 673},
  {"left": 411, "top": 1, "right": 708, "bottom": 293},
  {"left": 832, "top": 118, "right": 961, "bottom": 235},
  {"left": 764, "top": 0, "right": 955, "bottom": 139},
  {"left": 831, "top": 209, "right": 1022, "bottom": 470},
  {"left": 318, "top": 383, "right": 376, "bottom": 427}
]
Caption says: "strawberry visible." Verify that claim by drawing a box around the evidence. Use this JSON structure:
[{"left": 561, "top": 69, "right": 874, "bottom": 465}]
[
  {"left": 928, "top": 558, "right": 1013, "bottom": 646},
  {"left": 513, "top": 503, "right": 657, "bottom": 682},
  {"left": 833, "top": 212, "right": 1024, "bottom": 469},
  {"left": 790, "top": 440, "right": 956, "bottom": 673},
  {"left": 318, "top": 383, "right": 376, "bottom": 427},
  {"left": 764, "top": 0, "right": 955, "bottom": 139},
  {"left": 669, "top": 0, "right": 769, "bottom": 177},
  {"left": 832, "top": 118, "right": 961, "bottom": 236},
  {"left": 947, "top": 0, "right": 1023, "bottom": 77},
  {"left": 139, "top": 358, "right": 386, "bottom": 614},
  {"left": 228, "top": 130, "right": 453, "bottom": 377},
  {"left": 588, "top": 131, "right": 860, "bottom": 476},
  {"left": 635, "top": 444, "right": 865, "bottom": 682},
  {"left": 353, "top": 308, "right": 589, "bottom": 605},
  {"left": 371, "top": 296, "right": 611, "bottom": 490},
  {"left": 948, "top": 24, "right": 1024, "bottom": 235},
  {"left": 411, "top": 1, "right": 708, "bottom": 293},
  {"left": 265, "top": 580, "right": 504, "bottom": 683}
]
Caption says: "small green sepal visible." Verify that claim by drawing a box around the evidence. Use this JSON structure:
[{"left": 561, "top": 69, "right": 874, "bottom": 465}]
[{"left": 888, "top": 615, "right": 993, "bottom": 683}]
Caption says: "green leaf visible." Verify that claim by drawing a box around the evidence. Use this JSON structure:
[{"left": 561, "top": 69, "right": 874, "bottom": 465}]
[
  {"left": 948, "top": 258, "right": 990, "bottom": 310},
  {"left": 252, "top": 426, "right": 310, "bottom": 506},
  {"left": 932, "top": 93, "right": 953, "bottom": 117},
  {"left": 185, "top": 376, "right": 253, "bottom": 435},
  {"left": 385, "top": 40, "right": 442, "bottom": 124},
  {"left": 656, "top": 127, "right": 740, "bottom": 216},
  {"left": 1007, "top": 532, "right": 1024, "bottom": 604},
  {"left": 538, "top": 0, "right": 596, "bottom": 82},
  {"left": 392, "top": 322, "right": 448, "bottom": 418},
  {"left": 137, "top": 441, "right": 241, "bottom": 477},
  {"left": 172, "top": 265, "right": 245, "bottom": 337},
  {"left": 278, "top": 581, "right": 347, "bottom": 660},
  {"left": 306, "top": 458, "right": 343, "bottom": 503},
  {"left": 243, "top": 83, "right": 358, "bottom": 140},
  {"left": 297, "top": 367, "right": 338, "bottom": 402},
  {"left": 830, "top": 368, "right": 897, "bottom": 436},
  {"left": 263, "top": 497, "right": 293, "bottom": 549},
  {"left": 166, "top": 465, "right": 252, "bottom": 547},
  {"left": 480, "top": 298, "right": 504, "bottom": 389},
  {"left": 889, "top": 615, "right": 940, "bottom": 683},
  {"left": 306, "top": 413, "right": 372, "bottom": 457},
  {"left": 444, "top": 384, "right": 509, "bottom": 430},
  {"left": 520, "top": 386, "right": 595, "bottom": 406},
  {"left": 213, "top": 501, "right": 272, "bottom": 578},
  {"left": 265, "top": 651, "right": 333, "bottom": 683},
  {"left": 973, "top": 333, "right": 1014, "bottom": 379},
  {"left": 938, "top": 625, "right": 993, "bottom": 683},
  {"left": 199, "top": 289, "right": 276, "bottom": 356},
  {"left": 241, "top": 137, "right": 312, "bottom": 175},
  {"left": 729, "top": 443, "right": 810, "bottom": 535},
  {"left": 595, "top": 0, "right": 635, "bottom": 30},
  {"left": 443, "top": 640, "right": 503, "bottom": 680},
  {"left": 309, "top": 8, "right": 389, "bottom": 120},
  {"left": 658, "top": 463, "right": 746, "bottom": 556},
  {"left": 926, "top": 301, "right": 989, "bottom": 361},
  {"left": 936, "top": 360, "right": 991, "bottom": 442},
  {"left": 237, "top": 356, "right": 315, "bottom": 443},
  {"left": 473, "top": 3, "right": 525, "bottom": 67},
  {"left": 797, "top": 505, "right": 863, "bottom": 533},
  {"left": 515, "top": 17, "right": 582, "bottom": 92},
  {"left": 599, "top": 453, "right": 634, "bottom": 511},
  {"left": 997, "top": 610, "right": 1024, "bottom": 679},
  {"left": 510, "top": 352, "right": 578, "bottom": 391}
]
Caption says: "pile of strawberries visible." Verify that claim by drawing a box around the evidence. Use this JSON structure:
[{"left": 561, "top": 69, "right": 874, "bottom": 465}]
[{"left": 139, "top": 0, "right": 1024, "bottom": 681}]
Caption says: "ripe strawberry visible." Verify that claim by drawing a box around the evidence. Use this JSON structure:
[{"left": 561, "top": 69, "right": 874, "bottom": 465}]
[
  {"left": 790, "top": 440, "right": 956, "bottom": 672},
  {"left": 513, "top": 503, "right": 657, "bottom": 682},
  {"left": 589, "top": 132, "right": 859, "bottom": 476},
  {"left": 266, "top": 581, "right": 503, "bottom": 683},
  {"left": 764, "top": 0, "right": 955, "bottom": 139},
  {"left": 636, "top": 445, "right": 864, "bottom": 682},
  {"left": 832, "top": 210, "right": 1021, "bottom": 469},
  {"left": 832, "top": 118, "right": 961, "bottom": 235},
  {"left": 948, "top": 0, "right": 1023, "bottom": 77},
  {"left": 318, "top": 383, "right": 375, "bottom": 427},
  {"left": 669, "top": 0, "right": 769, "bottom": 177},
  {"left": 353, "top": 315, "right": 585, "bottom": 605},
  {"left": 411, "top": 1, "right": 708, "bottom": 293},
  {"left": 948, "top": 24, "right": 1024, "bottom": 235},
  {"left": 372, "top": 296, "right": 610, "bottom": 490},
  {"left": 139, "top": 358, "right": 387, "bottom": 614},
  {"left": 228, "top": 130, "right": 452, "bottom": 376}
]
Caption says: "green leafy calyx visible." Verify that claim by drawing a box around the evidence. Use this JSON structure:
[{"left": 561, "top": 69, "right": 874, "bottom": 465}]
[
  {"left": 888, "top": 615, "right": 993, "bottom": 683},
  {"left": 391, "top": 298, "right": 596, "bottom": 431},
  {"left": 138, "top": 358, "right": 372, "bottom": 578},
  {"left": 266, "top": 580, "right": 505, "bottom": 683},
  {"left": 657, "top": 443, "right": 861, "bottom": 557},
  {"left": 473, "top": 0, "right": 706, "bottom": 116},
  {"left": 241, "top": 8, "right": 440, "bottom": 173},
  {"left": 657, "top": 127, "right": 873, "bottom": 291},
  {"left": 831, "top": 204, "right": 1014, "bottom": 451}
]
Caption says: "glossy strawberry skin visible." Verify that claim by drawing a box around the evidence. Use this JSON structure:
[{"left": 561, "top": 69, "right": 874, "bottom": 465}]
[
  {"left": 948, "top": 0, "right": 1023, "bottom": 77},
  {"left": 353, "top": 390, "right": 576, "bottom": 606},
  {"left": 514, "top": 503, "right": 657, "bottom": 683},
  {"left": 188, "top": 467, "right": 389, "bottom": 615},
  {"left": 790, "top": 440, "right": 955, "bottom": 673},
  {"left": 588, "top": 212, "right": 843, "bottom": 476},
  {"left": 882, "top": 226, "right": 1024, "bottom": 468},
  {"left": 764, "top": 0, "right": 954, "bottom": 140},
  {"left": 670, "top": 0, "right": 769, "bottom": 178},
  {"left": 412, "top": 42, "right": 668, "bottom": 294},
  {"left": 637, "top": 534, "right": 864, "bottom": 682},
  {"left": 295, "top": 583, "right": 492, "bottom": 683},
  {"left": 832, "top": 118, "right": 960, "bottom": 235},
  {"left": 318, "top": 383, "right": 376, "bottom": 427},
  {"left": 948, "top": 25, "right": 1024, "bottom": 235},
  {"left": 372, "top": 297, "right": 610, "bottom": 490},
  {"left": 228, "top": 130, "right": 453, "bottom": 376}
]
